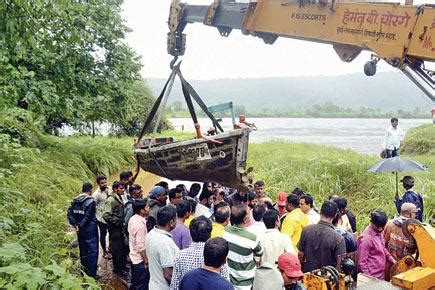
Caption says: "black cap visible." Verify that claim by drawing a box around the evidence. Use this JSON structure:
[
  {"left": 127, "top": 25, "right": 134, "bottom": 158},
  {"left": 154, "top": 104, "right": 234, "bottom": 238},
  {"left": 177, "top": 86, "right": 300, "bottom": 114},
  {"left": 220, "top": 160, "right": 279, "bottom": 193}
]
[
  {"left": 400, "top": 176, "right": 414, "bottom": 186},
  {"left": 82, "top": 182, "right": 93, "bottom": 193}
]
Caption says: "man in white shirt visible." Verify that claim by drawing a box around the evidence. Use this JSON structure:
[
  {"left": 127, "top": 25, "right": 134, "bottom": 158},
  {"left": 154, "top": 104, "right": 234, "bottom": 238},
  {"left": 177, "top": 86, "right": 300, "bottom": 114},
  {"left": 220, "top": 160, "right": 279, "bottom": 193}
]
[
  {"left": 145, "top": 205, "right": 179, "bottom": 290},
  {"left": 92, "top": 175, "right": 112, "bottom": 259},
  {"left": 259, "top": 210, "right": 295, "bottom": 267},
  {"left": 247, "top": 204, "right": 267, "bottom": 236},
  {"left": 194, "top": 190, "right": 213, "bottom": 218},
  {"left": 299, "top": 195, "right": 320, "bottom": 225},
  {"left": 383, "top": 117, "right": 404, "bottom": 158}
]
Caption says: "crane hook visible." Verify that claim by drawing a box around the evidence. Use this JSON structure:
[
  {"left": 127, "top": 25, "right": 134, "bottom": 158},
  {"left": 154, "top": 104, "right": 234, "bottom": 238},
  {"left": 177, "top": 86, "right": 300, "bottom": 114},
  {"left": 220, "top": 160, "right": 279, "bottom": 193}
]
[{"left": 170, "top": 56, "right": 179, "bottom": 70}]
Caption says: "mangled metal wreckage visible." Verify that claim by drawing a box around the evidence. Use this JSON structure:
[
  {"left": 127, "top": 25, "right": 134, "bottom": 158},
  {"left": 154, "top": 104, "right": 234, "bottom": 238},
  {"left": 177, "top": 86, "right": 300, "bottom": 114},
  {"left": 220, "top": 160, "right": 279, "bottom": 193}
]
[{"left": 133, "top": 63, "right": 253, "bottom": 189}]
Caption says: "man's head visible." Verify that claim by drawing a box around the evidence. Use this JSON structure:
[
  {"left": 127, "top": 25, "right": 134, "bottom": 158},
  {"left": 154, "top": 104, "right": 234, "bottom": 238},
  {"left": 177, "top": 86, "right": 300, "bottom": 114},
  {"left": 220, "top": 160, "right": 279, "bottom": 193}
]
[
  {"left": 188, "top": 198, "right": 197, "bottom": 215},
  {"left": 230, "top": 205, "right": 248, "bottom": 226},
  {"left": 263, "top": 209, "right": 280, "bottom": 229},
  {"left": 211, "top": 182, "right": 221, "bottom": 195},
  {"left": 259, "top": 197, "right": 274, "bottom": 210},
  {"left": 119, "top": 171, "right": 130, "bottom": 186},
  {"left": 277, "top": 192, "right": 288, "bottom": 217},
  {"left": 291, "top": 187, "right": 305, "bottom": 197},
  {"left": 133, "top": 198, "right": 149, "bottom": 217},
  {"left": 247, "top": 192, "right": 258, "bottom": 209},
  {"left": 96, "top": 175, "right": 108, "bottom": 191},
  {"left": 252, "top": 204, "right": 266, "bottom": 222},
  {"left": 169, "top": 188, "right": 183, "bottom": 206},
  {"left": 370, "top": 210, "right": 388, "bottom": 233},
  {"left": 129, "top": 184, "right": 143, "bottom": 200},
  {"left": 320, "top": 200, "right": 339, "bottom": 223},
  {"left": 176, "top": 200, "right": 191, "bottom": 220},
  {"left": 277, "top": 253, "right": 304, "bottom": 286},
  {"left": 199, "top": 190, "right": 213, "bottom": 207},
  {"left": 214, "top": 202, "right": 230, "bottom": 226},
  {"left": 214, "top": 190, "right": 227, "bottom": 204},
  {"left": 127, "top": 171, "right": 134, "bottom": 184},
  {"left": 299, "top": 194, "right": 314, "bottom": 214},
  {"left": 155, "top": 181, "right": 169, "bottom": 192},
  {"left": 149, "top": 185, "right": 168, "bottom": 203},
  {"left": 328, "top": 194, "right": 339, "bottom": 200},
  {"left": 391, "top": 117, "right": 399, "bottom": 128},
  {"left": 331, "top": 197, "right": 348, "bottom": 216},
  {"left": 286, "top": 194, "right": 300, "bottom": 213},
  {"left": 254, "top": 180, "right": 266, "bottom": 198},
  {"left": 204, "top": 237, "right": 229, "bottom": 269},
  {"left": 400, "top": 202, "right": 417, "bottom": 219},
  {"left": 189, "top": 183, "right": 201, "bottom": 198},
  {"left": 204, "top": 181, "right": 213, "bottom": 193},
  {"left": 112, "top": 181, "right": 124, "bottom": 195},
  {"left": 157, "top": 205, "right": 177, "bottom": 231},
  {"left": 82, "top": 182, "right": 93, "bottom": 195},
  {"left": 401, "top": 176, "right": 415, "bottom": 190},
  {"left": 189, "top": 216, "right": 212, "bottom": 243},
  {"left": 175, "top": 184, "right": 187, "bottom": 194}
]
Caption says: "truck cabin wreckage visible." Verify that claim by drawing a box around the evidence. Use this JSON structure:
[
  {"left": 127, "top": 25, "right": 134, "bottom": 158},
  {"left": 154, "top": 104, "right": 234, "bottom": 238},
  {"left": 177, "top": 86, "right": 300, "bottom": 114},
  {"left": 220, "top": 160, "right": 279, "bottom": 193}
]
[{"left": 167, "top": 0, "right": 435, "bottom": 101}]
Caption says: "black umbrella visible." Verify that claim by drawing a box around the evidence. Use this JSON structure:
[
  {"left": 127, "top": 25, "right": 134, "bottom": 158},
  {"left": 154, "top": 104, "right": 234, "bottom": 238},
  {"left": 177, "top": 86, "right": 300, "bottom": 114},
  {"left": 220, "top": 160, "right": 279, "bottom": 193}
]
[{"left": 367, "top": 157, "right": 428, "bottom": 195}]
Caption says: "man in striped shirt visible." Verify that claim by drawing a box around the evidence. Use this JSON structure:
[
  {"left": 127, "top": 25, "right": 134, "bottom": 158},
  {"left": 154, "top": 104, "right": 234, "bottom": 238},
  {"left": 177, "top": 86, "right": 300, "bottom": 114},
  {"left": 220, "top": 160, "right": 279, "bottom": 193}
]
[{"left": 223, "top": 204, "right": 263, "bottom": 290}]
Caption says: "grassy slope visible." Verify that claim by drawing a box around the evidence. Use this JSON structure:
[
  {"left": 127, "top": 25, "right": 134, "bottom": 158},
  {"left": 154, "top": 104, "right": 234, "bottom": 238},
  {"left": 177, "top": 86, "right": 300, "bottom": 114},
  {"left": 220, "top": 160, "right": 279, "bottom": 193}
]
[
  {"left": 0, "top": 135, "right": 134, "bottom": 288},
  {"left": 247, "top": 125, "right": 434, "bottom": 229},
  {"left": 0, "top": 129, "right": 193, "bottom": 288}
]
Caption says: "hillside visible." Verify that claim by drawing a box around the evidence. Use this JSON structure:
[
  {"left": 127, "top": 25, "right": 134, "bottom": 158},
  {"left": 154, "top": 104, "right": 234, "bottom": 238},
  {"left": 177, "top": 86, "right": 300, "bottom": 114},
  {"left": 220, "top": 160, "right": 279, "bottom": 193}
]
[{"left": 146, "top": 72, "right": 432, "bottom": 113}]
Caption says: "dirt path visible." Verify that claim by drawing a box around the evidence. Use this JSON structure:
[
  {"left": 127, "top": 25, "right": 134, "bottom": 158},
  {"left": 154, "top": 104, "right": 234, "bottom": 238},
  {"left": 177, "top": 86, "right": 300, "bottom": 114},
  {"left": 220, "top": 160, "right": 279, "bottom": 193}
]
[{"left": 96, "top": 170, "right": 160, "bottom": 289}]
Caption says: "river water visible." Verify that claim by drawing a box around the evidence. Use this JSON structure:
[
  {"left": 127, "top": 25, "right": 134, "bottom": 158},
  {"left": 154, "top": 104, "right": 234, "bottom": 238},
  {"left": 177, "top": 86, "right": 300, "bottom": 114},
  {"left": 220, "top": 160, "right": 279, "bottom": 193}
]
[{"left": 169, "top": 118, "right": 431, "bottom": 155}]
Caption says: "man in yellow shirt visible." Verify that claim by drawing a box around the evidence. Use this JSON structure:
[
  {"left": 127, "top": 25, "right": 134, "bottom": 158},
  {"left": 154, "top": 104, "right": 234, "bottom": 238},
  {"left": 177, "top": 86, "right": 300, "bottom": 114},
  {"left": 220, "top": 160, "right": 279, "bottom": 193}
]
[
  {"left": 211, "top": 202, "right": 230, "bottom": 238},
  {"left": 281, "top": 194, "right": 309, "bottom": 252}
]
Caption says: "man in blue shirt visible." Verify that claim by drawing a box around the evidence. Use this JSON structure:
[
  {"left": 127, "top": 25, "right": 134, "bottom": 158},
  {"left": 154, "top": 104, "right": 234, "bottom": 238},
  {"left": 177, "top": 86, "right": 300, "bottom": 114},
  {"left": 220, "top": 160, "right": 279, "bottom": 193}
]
[
  {"left": 180, "top": 238, "right": 233, "bottom": 290},
  {"left": 395, "top": 176, "right": 424, "bottom": 222}
]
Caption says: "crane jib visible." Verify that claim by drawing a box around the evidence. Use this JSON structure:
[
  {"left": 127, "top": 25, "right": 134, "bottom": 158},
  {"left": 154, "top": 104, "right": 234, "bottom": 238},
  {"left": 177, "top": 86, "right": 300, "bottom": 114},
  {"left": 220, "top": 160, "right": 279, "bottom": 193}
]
[{"left": 168, "top": 1, "right": 434, "bottom": 101}]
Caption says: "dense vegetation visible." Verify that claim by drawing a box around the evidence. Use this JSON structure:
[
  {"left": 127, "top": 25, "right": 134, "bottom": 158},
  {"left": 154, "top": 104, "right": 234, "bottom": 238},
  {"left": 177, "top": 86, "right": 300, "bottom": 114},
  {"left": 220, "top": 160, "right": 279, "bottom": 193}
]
[
  {"left": 167, "top": 101, "right": 428, "bottom": 119},
  {"left": 248, "top": 125, "right": 434, "bottom": 229},
  {"left": 0, "top": 111, "right": 135, "bottom": 288},
  {"left": 0, "top": 0, "right": 163, "bottom": 136},
  {"left": 0, "top": 1, "right": 159, "bottom": 287}
]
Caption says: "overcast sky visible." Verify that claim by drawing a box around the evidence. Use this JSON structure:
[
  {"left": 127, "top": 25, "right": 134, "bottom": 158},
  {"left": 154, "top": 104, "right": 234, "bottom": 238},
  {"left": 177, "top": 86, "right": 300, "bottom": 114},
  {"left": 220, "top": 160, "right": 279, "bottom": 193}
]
[{"left": 122, "top": 0, "right": 431, "bottom": 80}]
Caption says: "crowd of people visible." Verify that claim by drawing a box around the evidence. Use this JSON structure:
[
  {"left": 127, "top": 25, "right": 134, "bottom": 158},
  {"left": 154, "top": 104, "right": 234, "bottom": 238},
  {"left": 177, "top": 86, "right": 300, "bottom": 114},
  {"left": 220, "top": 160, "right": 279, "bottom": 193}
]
[{"left": 67, "top": 173, "right": 424, "bottom": 290}]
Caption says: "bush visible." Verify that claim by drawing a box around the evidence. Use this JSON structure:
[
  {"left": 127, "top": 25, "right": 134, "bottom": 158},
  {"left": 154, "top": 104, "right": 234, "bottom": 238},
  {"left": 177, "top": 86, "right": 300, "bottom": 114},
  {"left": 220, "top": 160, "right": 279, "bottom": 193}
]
[
  {"left": 0, "top": 108, "right": 43, "bottom": 147},
  {"left": 401, "top": 124, "right": 435, "bottom": 155}
]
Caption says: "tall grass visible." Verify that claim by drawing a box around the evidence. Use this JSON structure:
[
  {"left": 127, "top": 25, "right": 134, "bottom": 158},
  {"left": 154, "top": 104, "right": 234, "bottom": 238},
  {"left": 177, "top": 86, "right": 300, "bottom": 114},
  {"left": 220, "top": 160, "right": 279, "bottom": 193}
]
[
  {"left": 0, "top": 126, "right": 193, "bottom": 288},
  {"left": 0, "top": 134, "right": 134, "bottom": 289},
  {"left": 248, "top": 132, "right": 434, "bottom": 230}
]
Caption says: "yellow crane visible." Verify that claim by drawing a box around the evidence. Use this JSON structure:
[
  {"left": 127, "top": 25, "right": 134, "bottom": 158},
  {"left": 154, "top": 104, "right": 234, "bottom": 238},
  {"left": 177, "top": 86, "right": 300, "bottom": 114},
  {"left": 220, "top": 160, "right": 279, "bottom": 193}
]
[
  {"left": 165, "top": 1, "right": 435, "bottom": 289},
  {"left": 167, "top": 0, "right": 434, "bottom": 101}
]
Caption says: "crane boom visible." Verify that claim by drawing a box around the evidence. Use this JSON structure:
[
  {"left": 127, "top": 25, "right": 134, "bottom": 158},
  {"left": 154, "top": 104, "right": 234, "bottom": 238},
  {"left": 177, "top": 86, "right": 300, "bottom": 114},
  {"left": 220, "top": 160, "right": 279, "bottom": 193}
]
[{"left": 167, "top": 0, "right": 434, "bottom": 101}]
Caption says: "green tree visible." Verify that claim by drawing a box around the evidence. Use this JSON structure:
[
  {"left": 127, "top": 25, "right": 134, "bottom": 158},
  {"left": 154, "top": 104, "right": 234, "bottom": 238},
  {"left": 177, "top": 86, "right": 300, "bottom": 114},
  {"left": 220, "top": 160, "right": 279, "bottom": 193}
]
[{"left": 0, "top": 0, "right": 143, "bottom": 134}]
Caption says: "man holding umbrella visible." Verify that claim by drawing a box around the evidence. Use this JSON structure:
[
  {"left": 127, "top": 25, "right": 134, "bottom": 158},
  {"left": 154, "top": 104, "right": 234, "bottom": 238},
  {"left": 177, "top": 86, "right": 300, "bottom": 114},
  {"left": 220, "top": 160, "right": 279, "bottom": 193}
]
[{"left": 395, "top": 176, "right": 424, "bottom": 222}]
